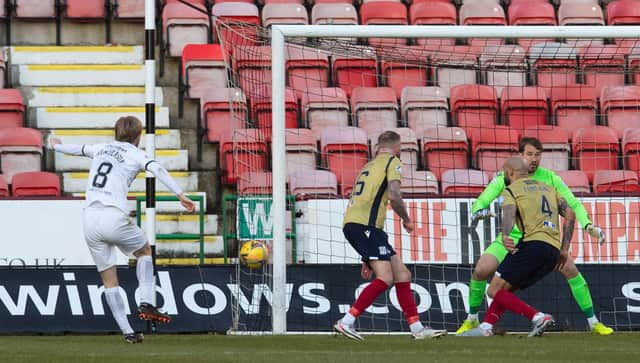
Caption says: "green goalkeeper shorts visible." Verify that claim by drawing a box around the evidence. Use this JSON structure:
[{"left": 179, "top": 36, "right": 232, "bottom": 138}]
[{"left": 483, "top": 233, "right": 510, "bottom": 263}]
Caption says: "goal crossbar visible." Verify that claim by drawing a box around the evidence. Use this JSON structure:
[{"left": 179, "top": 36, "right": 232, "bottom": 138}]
[{"left": 269, "top": 25, "right": 640, "bottom": 334}]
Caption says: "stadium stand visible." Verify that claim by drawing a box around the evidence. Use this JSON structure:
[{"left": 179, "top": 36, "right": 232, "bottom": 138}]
[
  {"left": 285, "top": 44, "right": 330, "bottom": 99},
  {"left": 331, "top": 46, "right": 378, "bottom": 97},
  {"left": 310, "top": 3, "right": 358, "bottom": 26},
  {"left": 359, "top": 2, "right": 408, "bottom": 47},
  {"left": 441, "top": 168, "right": 489, "bottom": 196},
  {"left": 351, "top": 87, "right": 399, "bottom": 137},
  {"left": 593, "top": 170, "right": 640, "bottom": 193},
  {"left": 459, "top": 1, "right": 506, "bottom": 47},
  {"left": 421, "top": 127, "right": 469, "bottom": 181},
  {"left": 252, "top": 87, "right": 298, "bottom": 133},
  {"left": 555, "top": 170, "right": 591, "bottom": 194},
  {"left": 161, "top": 1, "right": 209, "bottom": 57},
  {"left": 573, "top": 126, "right": 620, "bottom": 183},
  {"left": 401, "top": 170, "right": 439, "bottom": 196},
  {"left": 113, "top": 0, "right": 145, "bottom": 19},
  {"left": 430, "top": 46, "right": 479, "bottom": 93},
  {"left": 450, "top": 84, "right": 498, "bottom": 130},
  {"left": 301, "top": 87, "right": 350, "bottom": 137},
  {"left": 201, "top": 88, "right": 248, "bottom": 143},
  {"left": 401, "top": 87, "right": 449, "bottom": 136},
  {"left": 0, "top": 173, "right": 8, "bottom": 196},
  {"left": 11, "top": 171, "right": 61, "bottom": 197},
  {"left": 179, "top": 44, "right": 227, "bottom": 117},
  {"left": 623, "top": 128, "right": 640, "bottom": 174},
  {"left": 380, "top": 46, "right": 430, "bottom": 98},
  {"left": 220, "top": 129, "right": 267, "bottom": 185},
  {"left": 523, "top": 126, "right": 571, "bottom": 171},
  {"left": 0, "top": 127, "right": 43, "bottom": 183},
  {"left": 14, "top": 0, "right": 56, "bottom": 18},
  {"left": 508, "top": 1, "right": 557, "bottom": 50},
  {"left": 211, "top": 2, "right": 260, "bottom": 46},
  {"left": 233, "top": 45, "right": 273, "bottom": 99},
  {"left": 500, "top": 86, "right": 548, "bottom": 133},
  {"left": 601, "top": 85, "right": 640, "bottom": 138},
  {"left": 320, "top": 126, "right": 368, "bottom": 196},
  {"left": 579, "top": 45, "right": 627, "bottom": 97},
  {"left": 468, "top": 126, "right": 520, "bottom": 173},
  {"left": 0, "top": 89, "right": 25, "bottom": 129},
  {"left": 289, "top": 169, "right": 338, "bottom": 198},
  {"left": 479, "top": 45, "right": 527, "bottom": 95},
  {"left": 262, "top": 3, "right": 308, "bottom": 26},
  {"left": 409, "top": 1, "right": 456, "bottom": 46},
  {"left": 285, "top": 128, "right": 317, "bottom": 176},
  {"left": 550, "top": 86, "right": 597, "bottom": 132},
  {"left": 528, "top": 42, "right": 579, "bottom": 94},
  {"left": 65, "top": 0, "right": 106, "bottom": 19},
  {"left": 238, "top": 171, "right": 272, "bottom": 195}
]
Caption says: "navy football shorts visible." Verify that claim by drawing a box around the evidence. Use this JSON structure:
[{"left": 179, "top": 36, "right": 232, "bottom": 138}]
[
  {"left": 496, "top": 240, "right": 560, "bottom": 290},
  {"left": 343, "top": 223, "right": 396, "bottom": 262}
]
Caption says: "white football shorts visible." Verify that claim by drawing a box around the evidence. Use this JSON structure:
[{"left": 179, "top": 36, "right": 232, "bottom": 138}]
[{"left": 83, "top": 205, "right": 147, "bottom": 272}]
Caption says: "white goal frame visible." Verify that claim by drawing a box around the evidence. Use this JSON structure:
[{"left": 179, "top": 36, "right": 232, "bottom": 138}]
[{"left": 269, "top": 25, "right": 640, "bottom": 334}]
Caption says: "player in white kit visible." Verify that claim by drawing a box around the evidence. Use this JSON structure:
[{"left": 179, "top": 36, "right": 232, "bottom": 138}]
[{"left": 49, "top": 116, "right": 195, "bottom": 343}]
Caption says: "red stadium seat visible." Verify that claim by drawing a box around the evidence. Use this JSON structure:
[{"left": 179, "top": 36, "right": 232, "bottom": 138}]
[
  {"left": 286, "top": 45, "right": 330, "bottom": 99},
  {"left": 523, "top": 126, "right": 571, "bottom": 171},
  {"left": 332, "top": 47, "right": 378, "bottom": 97},
  {"left": 238, "top": 171, "right": 272, "bottom": 195},
  {"left": 441, "top": 169, "right": 490, "bottom": 196},
  {"left": 421, "top": 127, "right": 469, "bottom": 181},
  {"left": 220, "top": 129, "right": 268, "bottom": 185},
  {"left": 162, "top": 2, "right": 209, "bottom": 57},
  {"left": 66, "top": 0, "right": 105, "bottom": 19},
  {"left": 409, "top": 1, "right": 456, "bottom": 46},
  {"left": 252, "top": 87, "right": 298, "bottom": 136},
  {"left": 508, "top": 1, "right": 557, "bottom": 50},
  {"left": 572, "top": 126, "right": 620, "bottom": 183},
  {"left": 479, "top": 45, "right": 527, "bottom": 95},
  {"left": 549, "top": 86, "right": 596, "bottom": 133},
  {"left": 233, "top": 45, "right": 272, "bottom": 100},
  {"left": 181, "top": 44, "right": 227, "bottom": 100},
  {"left": 0, "top": 0, "right": 5, "bottom": 19},
  {"left": 320, "top": 127, "right": 369, "bottom": 196},
  {"left": 529, "top": 42, "right": 579, "bottom": 95},
  {"left": 558, "top": 2, "right": 604, "bottom": 26},
  {"left": 371, "top": 127, "right": 419, "bottom": 171},
  {"left": 600, "top": 86, "right": 640, "bottom": 138},
  {"left": 113, "top": 0, "right": 145, "bottom": 19},
  {"left": 0, "top": 52, "right": 4, "bottom": 89},
  {"left": 301, "top": 87, "right": 350, "bottom": 137},
  {"left": 460, "top": 2, "right": 507, "bottom": 47},
  {"left": 11, "top": 172, "right": 61, "bottom": 197},
  {"left": 286, "top": 128, "right": 317, "bottom": 175},
  {"left": 201, "top": 88, "right": 248, "bottom": 143},
  {"left": 380, "top": 46, "right": 430, "bottom": 98},
  {"left": 401, "top": 170, "right": 439, "bottom": 197},
  {"left": 0, "top": 128, "right": 43, "bottom": 183},
  {"left": 429, "top": 46, "right": 480, "bottom": 93},
  {"left": 468, "top": 126, "right": 520, "bottom": 173},
  {"left": 579, "top": 45, "right": 626, "bottom": 97},
  {"left": 593, "top": 170, "right": 640, "bottom": 193},
  {"left": 351, "top": 87, "right": 399, "bottom": 136},
  {"left": 500, "top": 86, "right": 548, "bottom": 133},
  {"left": 0, "top": 174, "right": 8, "bottom": 197},
  {"left": 401, "top": 87, "right": 449, "bottom": 136},
  {"left": 289, "top": 169, "right": 338, "bottom": 198},
  {"left": 360, "top": 2, "right": 408, "bottom": 47},
  {"left": 262, "top": 3, "right": 309, "bottom": 27},
  {"left": 607, "top": 0, "right": 640, "bottom": 47},
  {"left": 555, "top": 170, "right": 590, "bottom": 194},
  {"left": 0, "top": 89, "right": 26, "bottom": 129},
  {"left": 629, "top": 47, "right": 640, "bottom": 85},
  {"left": 623, "top": 128, "right": 640, "bottom": 174},
  {"left": 15, "top": 0, "right": 56, "bottom": 18},
  {"left": 311, "top": 3, "right": 358, "bottom": 25},
  {"left": 450, "top": 84, "right": 498, "bottom": 131},
  {"left": 211, "top": 2, "right": 261, "bottom": 46}
]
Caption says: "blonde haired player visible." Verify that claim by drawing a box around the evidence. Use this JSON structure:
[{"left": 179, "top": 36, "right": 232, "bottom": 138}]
[
  {"left": 49, "top": 116, "right": 195, "bottom": 343},
  {"left": 334, "top": 130, "right": 447, "bottom": 340}
]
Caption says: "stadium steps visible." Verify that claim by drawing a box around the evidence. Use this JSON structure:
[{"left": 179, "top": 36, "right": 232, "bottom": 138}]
[
  {"left": 34, "top": 106, "right": 170, "bottom": 128},
  {"left": 55, "top": 149, "right": 189, "bottom": 171},
  {"left": 10, "top": 46, "right": 144, "bottom": 65},
  {"left": 156, "top": 235, "right": 225, "bottom": 259},
  {"left": 62, "top": 171, "right": 198, "bottom": 193},
  {"left": 25, "top": 86, "right": 164, "bottom": 107},
  {"left": 141, "top": 213, "right": 218, "bottom": 235},
  {"left": 17, "top": 64, "right": 145, "bottom": 86},
  {"left": 70, "top": 191, "right": 208, "bottom": 214},
  {"left": 48, "top": 129, "right": 181, "bottom": 149}
]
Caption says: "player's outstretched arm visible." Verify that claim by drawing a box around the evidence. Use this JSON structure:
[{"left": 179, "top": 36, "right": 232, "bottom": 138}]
[
  {"left": 388, "top": 180, "right": 413, "bottom": 233},
  {"left": 470, "top": 174, "right": 504, "bottom": 222},
  {"left": 146, "top": 162, "right": 195, "bottom": 212},
  {"left": 47, "top": 137, "right": 96, "bottom": 157}
]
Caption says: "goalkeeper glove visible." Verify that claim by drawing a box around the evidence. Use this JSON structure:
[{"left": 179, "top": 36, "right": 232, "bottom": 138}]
[
  {"left": 585, "top": 224, "right": 605, "bottom": 245},
  {"left": 471, "top": 209, "right": 495, "bottom": 224}
]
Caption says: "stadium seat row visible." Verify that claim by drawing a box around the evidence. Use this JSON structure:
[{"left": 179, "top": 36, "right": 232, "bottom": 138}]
[
  {"left": 237, "top": 167, "right": 640, "bottom": 198},
  {"left": 0, "top": 127, "right": 44, "bottom": 184},
  {"left": 0, "top": 0, "right": 145, "bottom": 20},
  {"left": 0, "top": 171, "right": 60, "bottom": 197},
  {"left": 220, "top": 125, "right": 640, "bottom": 194}
]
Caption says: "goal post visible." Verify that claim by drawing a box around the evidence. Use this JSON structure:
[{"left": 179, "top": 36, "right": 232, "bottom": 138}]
[{"left": 269, "top": 25, "right": 640, "bottom": 334}]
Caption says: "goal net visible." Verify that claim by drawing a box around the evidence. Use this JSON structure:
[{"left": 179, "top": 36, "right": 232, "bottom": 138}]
[{"left": 216, "top": 21, "right": 640, "bottom": 334}]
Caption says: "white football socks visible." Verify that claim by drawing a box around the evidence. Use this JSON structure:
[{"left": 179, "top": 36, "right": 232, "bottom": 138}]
[
  {"left": 532, "top": 312, "right": 545, "bottom": 322},
  {"left": 341, "top": 312, "right": 356, "bottom": 326},
  {"left": 136, "top": 255, "right": 155, "bottom": 305},
  {"left": 467, "top": 313, "right": 479, "bottom": 322},
  {"left": 104, "top": 287, "right": 133, "bottom": 335},
  {"left": 587, "top": 316, "right": 599, "bottom": 329},
  {"left": 479, "top": 322, "right": 493, "bottom": 330},
  {"left": 410, "top": 321, "right": 424, "bottom": 334}
]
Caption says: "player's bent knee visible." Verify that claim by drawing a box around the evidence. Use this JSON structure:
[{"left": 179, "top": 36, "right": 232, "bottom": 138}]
[
  {"left": 133, "top": 243, "right": 152, "bottom": 257},
  {"left": 560, "top": 258, "right": 579, "bottom": 279}
]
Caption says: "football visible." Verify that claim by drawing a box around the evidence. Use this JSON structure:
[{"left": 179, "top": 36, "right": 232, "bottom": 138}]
[{"left": 239, "top": 240, "right": 269, "bottom": 269}]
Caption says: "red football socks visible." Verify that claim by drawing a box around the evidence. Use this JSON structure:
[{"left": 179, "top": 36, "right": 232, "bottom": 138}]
[
  {"left": 395, "top": 281, "right": 420, "bottom": 324},
  {"left": 484, "top": 299, "right": 506, "bottom": 326},
  {"left": 352, "top": 278, "right": 389, "bottom": 316},
  {"left": 492, "top": 289, "right": 538, "bottom": 321}
]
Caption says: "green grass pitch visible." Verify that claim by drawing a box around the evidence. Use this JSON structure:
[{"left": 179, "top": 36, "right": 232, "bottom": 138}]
[{"left": 0, "top": 333, "right": 637, "bottom": 363}]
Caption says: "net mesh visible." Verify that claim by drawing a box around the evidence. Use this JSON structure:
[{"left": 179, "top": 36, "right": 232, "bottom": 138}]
[{"left": 212, "top": 20, "right": 640, "bottom": 333}]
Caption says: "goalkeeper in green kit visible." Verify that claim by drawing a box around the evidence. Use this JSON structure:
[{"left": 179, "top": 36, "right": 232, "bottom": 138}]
[{"left": 455, "top": 137, "right": 614, "bottom": 336}]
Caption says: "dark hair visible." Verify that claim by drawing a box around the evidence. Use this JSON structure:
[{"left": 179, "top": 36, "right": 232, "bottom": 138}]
[
  {"left": 377, "top": 131, "right": 401, "bottom": 148},
  {"left": 115, "top": 116, "right": 143, "bottom": 144},
  {"left": 518, "top": 137, "right": 543, "bottom": 153}
]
